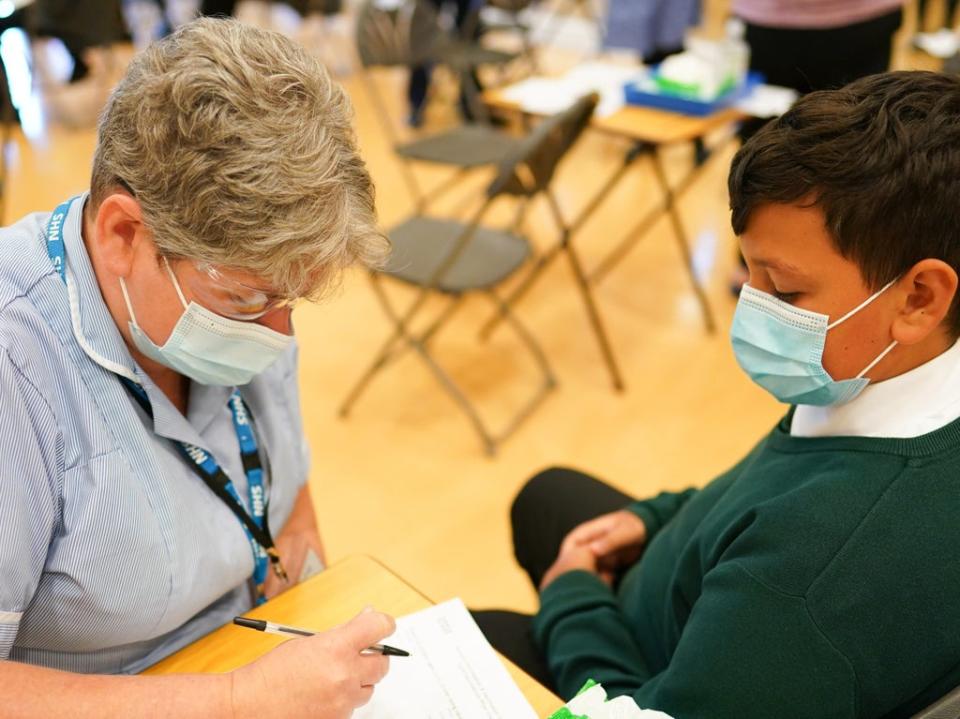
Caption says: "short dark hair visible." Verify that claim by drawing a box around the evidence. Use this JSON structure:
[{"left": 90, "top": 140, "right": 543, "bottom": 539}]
[{"left": 729, "top": 70, "right": 960, "bottom": 335}]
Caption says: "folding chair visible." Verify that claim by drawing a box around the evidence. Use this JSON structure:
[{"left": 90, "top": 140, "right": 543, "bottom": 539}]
[
  {"left": 355, "top": 0, "right": 524, "bottom": 213},
  {"left": 339, "top": 93, "right": 600, "bottom": 455},
  {"left": 912, "top": 684, "right": 960, "bottom": 719},
  {"left": 477, "top": 0, "right": 539, "bottom": 76}
]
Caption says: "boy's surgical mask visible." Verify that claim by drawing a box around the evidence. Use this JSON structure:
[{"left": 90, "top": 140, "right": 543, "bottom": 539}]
[
  {"left": 730, "top": 281, "right": 898, "bottom": 406},
  {"left": 119, "top": 258, "right": 293, "bottom": 386}
]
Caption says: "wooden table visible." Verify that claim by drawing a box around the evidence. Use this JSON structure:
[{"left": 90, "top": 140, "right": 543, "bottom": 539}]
[
  {"left": 144, "top": 555, "right": 562, "bottom": 716},
  {"left": 485, "top": 86, "right": 745, "bottom": 146},
  {"left": 483, "top": 81, "right": 749, "bottom": 390}
]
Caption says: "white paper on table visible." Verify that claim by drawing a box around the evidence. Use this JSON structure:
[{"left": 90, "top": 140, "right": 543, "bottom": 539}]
[
  {"left": 735, "top": 84, "right": 798, "bottom": 119},
  {"left": 353, "top": 599, "right": 539, "bottom": 719},
  {"left": 502, "top": 62, "right": 642, "bottom": 119}
]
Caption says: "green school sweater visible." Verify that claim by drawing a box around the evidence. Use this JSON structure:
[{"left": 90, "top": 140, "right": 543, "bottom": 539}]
[{"left": 533, "top": 413, "right": 960, "bottom": 719}]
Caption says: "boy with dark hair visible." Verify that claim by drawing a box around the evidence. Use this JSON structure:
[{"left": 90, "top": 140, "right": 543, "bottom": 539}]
[{"left": 477, "top": 71, "right": 960, "bottom": 718}]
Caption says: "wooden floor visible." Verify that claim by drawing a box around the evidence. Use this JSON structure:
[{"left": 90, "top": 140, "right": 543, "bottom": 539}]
[{"left": 0, "top": 0, "right": 944, "bottom": 615}]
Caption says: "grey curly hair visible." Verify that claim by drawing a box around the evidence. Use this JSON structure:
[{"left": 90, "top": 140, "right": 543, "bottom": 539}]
[{"left": 91, "top": 16, "right": 387, "bottom": 300}]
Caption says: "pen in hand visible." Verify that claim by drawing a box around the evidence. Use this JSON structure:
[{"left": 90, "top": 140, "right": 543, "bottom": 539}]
[{"left": 233, "top": 616, "right": 411, "bottom": 657}]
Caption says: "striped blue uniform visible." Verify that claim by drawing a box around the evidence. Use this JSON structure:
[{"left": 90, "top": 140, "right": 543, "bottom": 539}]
[{"left": 0, "top": 195, "right": 309, "bottom": 673}]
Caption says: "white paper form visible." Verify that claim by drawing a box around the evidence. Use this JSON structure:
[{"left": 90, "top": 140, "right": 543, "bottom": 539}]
[
  {"left": 502, "top": 62, "right": 642, "bottom": 118},
  {"left": 353, "top": 599, "right": 539, "bottom": 719}
]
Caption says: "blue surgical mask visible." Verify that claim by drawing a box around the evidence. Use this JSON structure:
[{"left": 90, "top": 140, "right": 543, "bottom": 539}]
[
  {"left": 119, "top": 258, "right": 294, "bottom": 386},
  {"left": 731, "top": 281, "right": 898, "bottom": 406}
]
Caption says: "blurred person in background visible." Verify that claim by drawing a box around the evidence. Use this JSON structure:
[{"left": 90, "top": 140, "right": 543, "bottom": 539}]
[
  {"left": 0, "top": 18, "right": 395, "bottom": 717},
  {"left": 31, "top": 0, "right": 128, "bottom": 82},
  {"left": 408, "top": 0, "right": 483, "bottom": 127}
]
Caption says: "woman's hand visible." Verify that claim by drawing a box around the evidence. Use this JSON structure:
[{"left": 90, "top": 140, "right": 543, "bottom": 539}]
[
  {"left": 231, "top": 609, "right": 395, "bottom": 719},
  {"left": 540, "top": 510, "right": 648, "bottom": 591},
  {"left": 264, "top": 485, "right": 326, "bottom": 599}
]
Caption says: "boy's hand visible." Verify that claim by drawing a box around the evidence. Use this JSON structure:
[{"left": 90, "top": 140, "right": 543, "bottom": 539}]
[
  {"left": 540, "top": 542, "right": 602, "bottom": 591},
  {"left": 560, "top": 510, "right": 648, "bottom": 575}
]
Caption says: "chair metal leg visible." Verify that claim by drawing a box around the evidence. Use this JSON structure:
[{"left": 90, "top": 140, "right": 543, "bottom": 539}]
[
  {"left": 343, "top": 275, "right": 556, "bottom": 454},
  {"left": 647, "top": 150, "right": 717, "bottom": 334},
  {"left": 372, "top": 275, "right": 465, "bottom": 351},
  {"left": 485, "top": 290, "right": 556, "bottom": 388},
  {"left": 410, "top": 291, "right": 555, "bottom": 455},
  {"left": 420, "top": 294, "right": 466, "bottom": 348},
  {"left": 591, "top": 134, "right": 736, "bottom": 289},
  {"left": 479, "top": 145, "right": 648, "bottom": 341},
  {"left": 588, "top": 200, "right": 667, "bottom": 285},
  {"left": 564, "top": 244, "right": 625, "bottom": 391},
  {"left": 409, "top": 337, "right": 498, "bottom": 455},
  {"left": 339, "top": 277, "right": 432, "bottom": 417},
  {"left": 478, "top": 244, "right": 563, "bottom": 341},
  {"left": 338, "top": 326, "right": 408, "bottom": 418}
]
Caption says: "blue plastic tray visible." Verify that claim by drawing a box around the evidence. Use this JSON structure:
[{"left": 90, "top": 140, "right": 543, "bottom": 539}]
[{"left": 624, "top": 71, "right": 765, "bottom": 117}]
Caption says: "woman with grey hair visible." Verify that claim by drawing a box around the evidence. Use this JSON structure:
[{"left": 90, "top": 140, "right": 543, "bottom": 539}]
[{"left": 0, "top": 17, "right": 393, "bottom": 717}]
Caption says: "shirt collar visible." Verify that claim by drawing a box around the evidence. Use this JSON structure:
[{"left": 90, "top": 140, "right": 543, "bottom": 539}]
[
  {"left": 62, "top": 193, "right": 140, "bottom": 382},
  {"left": 792, "top": 339, "right": 960, "bottom": 439},
  {"left": 61, "top": 193, "right": 235, "bottom": 447}
]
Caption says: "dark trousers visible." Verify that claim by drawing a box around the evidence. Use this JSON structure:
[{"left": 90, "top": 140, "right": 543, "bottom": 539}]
[
  {"left": 200, "top": 0, "right": 237, "bottom": 16},
  {"left": 473, "top": 467, "right": 635, "bottom": 693},
  {"left": 408, "top": 0, "right": 479, "bottom": 120},
  {"left": 738, "top": 8, "right": 902, "bottom": 142}
]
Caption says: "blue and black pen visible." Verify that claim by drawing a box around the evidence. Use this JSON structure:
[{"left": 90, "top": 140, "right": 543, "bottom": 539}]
[{"left": 233, "top": 616, "right": 411, "bottom": 657}]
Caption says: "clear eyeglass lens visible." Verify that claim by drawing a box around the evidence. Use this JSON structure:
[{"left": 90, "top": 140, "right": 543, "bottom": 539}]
[{"left": 187, "top": 262, "right": 296, "bottom": 321}]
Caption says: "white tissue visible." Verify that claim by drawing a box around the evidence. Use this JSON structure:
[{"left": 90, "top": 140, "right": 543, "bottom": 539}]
[{"left": 562, "top": 684, "right": 677, "bottom": 719}]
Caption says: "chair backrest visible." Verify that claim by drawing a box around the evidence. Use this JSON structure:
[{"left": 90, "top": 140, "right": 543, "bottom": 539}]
[
  {"left": 912, "top": 684, "right": 960, "bottom": 719},
  {"left": 486, "top": 92, "right": 599, "bottom": 199},
  {"left": 355, "top": 0, "right": 441, "bottom": 69}
]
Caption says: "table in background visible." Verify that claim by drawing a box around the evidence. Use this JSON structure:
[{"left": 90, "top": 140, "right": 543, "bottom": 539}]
[{"left": 144, "top": 554, "right": 561, "bottom": 716}]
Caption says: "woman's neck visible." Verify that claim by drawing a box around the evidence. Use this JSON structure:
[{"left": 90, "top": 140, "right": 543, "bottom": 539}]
[{"left": 81, "top": 203, "right": 191, "bottom": 415}]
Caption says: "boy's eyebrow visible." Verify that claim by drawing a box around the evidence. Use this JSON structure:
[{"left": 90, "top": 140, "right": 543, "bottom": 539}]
[{"left": 753, "top": 258, "right": 806, "bottom": 275}]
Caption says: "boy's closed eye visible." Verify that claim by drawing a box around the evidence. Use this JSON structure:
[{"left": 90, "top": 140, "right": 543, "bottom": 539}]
[{"left": 773, "top": 290, "right": 802, "bottom": 303}]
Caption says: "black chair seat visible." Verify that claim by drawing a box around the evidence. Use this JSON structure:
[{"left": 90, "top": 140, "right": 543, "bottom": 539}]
[
  {"left": 386, "top": 216, "right": 530, "bottom": 292},
  {"left": 396, "top": 125, "right": 522, "bottom": 167}
]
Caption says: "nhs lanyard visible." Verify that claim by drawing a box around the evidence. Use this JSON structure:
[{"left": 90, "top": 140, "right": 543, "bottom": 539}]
[{"left": 43, "top": 198, "right": 286, "bottom": 603}]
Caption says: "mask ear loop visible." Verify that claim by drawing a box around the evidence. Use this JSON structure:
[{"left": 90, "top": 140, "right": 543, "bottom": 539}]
[
  {"left": 827, "top": 279, "right": 897, "bottom": 330},
  {"left": 162, "top": 257, "right": 190, "bottom": 310},
  {"left": 855, "top": 340, "right": 898, "bottom": 379},
  {"left": 118, "top": 277, "right": 139, "bottom": 326}
]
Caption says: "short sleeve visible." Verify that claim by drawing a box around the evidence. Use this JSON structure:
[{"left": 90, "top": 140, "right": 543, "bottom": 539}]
[{"left": 0, "top": 348, "right": 61, "bottom": 659}]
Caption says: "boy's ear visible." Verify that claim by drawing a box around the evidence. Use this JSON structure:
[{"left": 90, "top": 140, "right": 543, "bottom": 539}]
[
  {"left": 92, "top": 193, "right": 147, "bottom": 279},
  {"left": 890, "top": 259, "right": 959, "bottom": 346}
]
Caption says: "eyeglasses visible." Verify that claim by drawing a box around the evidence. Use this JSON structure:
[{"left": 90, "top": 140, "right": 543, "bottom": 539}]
[
  {"left": 177, "top": 261, "right": 299, "bottom": 321},
  {"left": 113, "top": 179, "right": 299, "bottom": 321}
]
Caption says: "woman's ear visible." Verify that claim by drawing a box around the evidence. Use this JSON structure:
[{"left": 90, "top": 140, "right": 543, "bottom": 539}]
[
  {"left": 890, "top": 259, "right": 959, "bottom": 346},
  {"left": 91, "top": 193, "right": 148, "bottom": 278}
]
